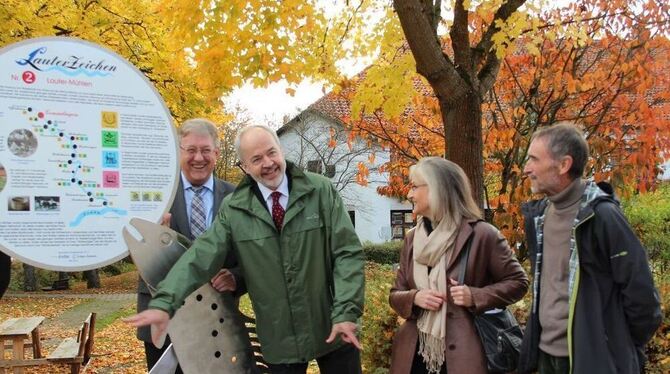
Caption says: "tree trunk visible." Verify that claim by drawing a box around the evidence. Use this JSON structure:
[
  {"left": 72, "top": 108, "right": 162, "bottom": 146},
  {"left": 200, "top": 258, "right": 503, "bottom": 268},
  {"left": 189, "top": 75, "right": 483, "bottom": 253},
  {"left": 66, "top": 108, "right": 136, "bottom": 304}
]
[
  {"left": 393, "top": 0, "right": 485, "bottom": 209},
  {"left": 441, "top": 91, "right": 485, "bottom": 208},
  {"left": 84, "top": 270, "right": 101, "bottom": 289},
  {"left": 58, "top": 272, "right": 70, "bottom": 289},
  {"left": 23, "top": 264, "right": 37, "bottom": 292},
  {"left": 393, "top": 0, "right": 527, "bottom": 213}
]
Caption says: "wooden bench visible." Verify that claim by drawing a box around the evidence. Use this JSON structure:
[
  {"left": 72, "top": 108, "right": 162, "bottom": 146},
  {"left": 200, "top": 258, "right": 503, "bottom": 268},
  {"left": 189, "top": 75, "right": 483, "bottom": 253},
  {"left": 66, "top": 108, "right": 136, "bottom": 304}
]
[
  {"left": 47, "top": 313, "right": 95, "bottom": 374},
  {"left": 240, "top": 313, "right": 270, "bottom": 373},
  {"left": 0, "top": 316, "right": 45, "bottom": 374}
]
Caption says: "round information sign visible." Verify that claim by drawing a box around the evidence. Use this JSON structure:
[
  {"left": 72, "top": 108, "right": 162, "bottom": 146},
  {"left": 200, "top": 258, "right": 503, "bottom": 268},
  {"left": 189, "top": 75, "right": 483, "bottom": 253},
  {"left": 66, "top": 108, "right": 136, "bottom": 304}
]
[{"left": 0, "top": 37, "right": 178, "bottom": 271}]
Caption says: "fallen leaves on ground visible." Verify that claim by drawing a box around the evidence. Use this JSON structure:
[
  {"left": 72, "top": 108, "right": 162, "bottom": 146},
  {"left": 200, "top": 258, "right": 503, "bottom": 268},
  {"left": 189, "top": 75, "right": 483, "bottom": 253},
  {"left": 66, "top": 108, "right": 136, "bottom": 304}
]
[
  {"left": 69, "top": 271, "right": 139, "bottom": 294},
  {"left": 86, "top": 306, "right": 145, "bottom": 373},
  {"left": 3, "top": 319, "right": 145, "bottom": 373},
  {"left": 0, "top": 297, "right": 83, "bottom": 319},
  {"left": 2, "top": 270, "right": 143, "bottom": 373}
]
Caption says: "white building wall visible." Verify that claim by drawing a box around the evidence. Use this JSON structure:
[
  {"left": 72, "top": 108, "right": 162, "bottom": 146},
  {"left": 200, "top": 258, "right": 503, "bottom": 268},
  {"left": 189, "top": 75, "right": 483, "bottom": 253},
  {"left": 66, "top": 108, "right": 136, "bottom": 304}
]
[
  {"left": 279, "top": 115, "right": 413, "bottom": 243},
  {"left": 660, "top": 160, "right": 670, "bottom": 180}
]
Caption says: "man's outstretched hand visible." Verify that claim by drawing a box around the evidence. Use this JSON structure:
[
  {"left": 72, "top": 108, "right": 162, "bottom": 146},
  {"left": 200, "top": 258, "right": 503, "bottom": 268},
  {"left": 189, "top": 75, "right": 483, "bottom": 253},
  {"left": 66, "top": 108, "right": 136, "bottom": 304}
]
[
  {"left": 325, "top": 321, "right": 361, "bottom": 350},
  {"left": 123, "top": 309, "right": 170, "bottom": 347}
]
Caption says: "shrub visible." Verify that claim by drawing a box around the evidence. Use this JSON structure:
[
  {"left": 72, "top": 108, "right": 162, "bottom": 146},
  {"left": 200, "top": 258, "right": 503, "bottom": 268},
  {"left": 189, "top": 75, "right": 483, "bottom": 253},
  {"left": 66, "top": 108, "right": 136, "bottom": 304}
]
[
  {"left": 622, "top": 183, "right": 670, "bottom": 271},
  {"left": 619, "top": 184, "right": 670, "bottom": 372},
  {"left": 645, "top": 273, "right": 670, "bottom": 373},
  {"left": 100, "top": 257, "right": 136, "bottom": 276},
  {"left": 8, "top": 262, "right": 58, "bottom": 291},
  {"left": 361, "top": 262, "right": 398, "bottom": 373},
  {"left": 363, "top": 241, "right": 402, "bottom": 265}
]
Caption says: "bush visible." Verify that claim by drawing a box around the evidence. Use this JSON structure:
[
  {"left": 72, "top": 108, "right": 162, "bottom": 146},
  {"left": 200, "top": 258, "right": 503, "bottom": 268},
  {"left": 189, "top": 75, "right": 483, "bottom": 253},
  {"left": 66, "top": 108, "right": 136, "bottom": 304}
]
[
  {"left": 621, "top": 184, "right": 670, "bottom": 372},
  {"left": 363, "top": 241, "right": 402, "bottom": 265},
  {"left": 645, "top": 273, "right": 670, "bottom": 373},
  {"left": 100, "top": 257, "right": 136, "bottom": 276},
  {"left": 622, "top": 183, "right": 670, "bottom": 271},
  {"left": 8, "top": 262, "right": 58, "bottom": 291},
  {"left": 361, "top": 263, "right": 398, "bottom": 373}
]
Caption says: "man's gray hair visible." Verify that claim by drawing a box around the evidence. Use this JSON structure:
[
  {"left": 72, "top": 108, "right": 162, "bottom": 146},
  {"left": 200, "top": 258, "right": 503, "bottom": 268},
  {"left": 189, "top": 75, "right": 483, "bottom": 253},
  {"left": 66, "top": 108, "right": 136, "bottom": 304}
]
[
  {"left": 531, "top": 121, "right": 589, "bottom": 179},
  {"left": 410, "top": 157, "right": 482, "bottom": 223},
  {"left": 234, "top": 124, "right": 281, "bottom": 160},
  {"left": 179, "top": 118, "right": 220, "bottom": 149}
]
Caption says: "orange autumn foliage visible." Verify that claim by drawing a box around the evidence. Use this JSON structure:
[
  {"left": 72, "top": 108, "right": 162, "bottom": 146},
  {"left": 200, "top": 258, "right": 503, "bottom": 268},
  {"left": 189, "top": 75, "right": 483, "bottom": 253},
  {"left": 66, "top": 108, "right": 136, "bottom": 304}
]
[{"left": 341, "top": 1, "right": 670, "bottom": 254}]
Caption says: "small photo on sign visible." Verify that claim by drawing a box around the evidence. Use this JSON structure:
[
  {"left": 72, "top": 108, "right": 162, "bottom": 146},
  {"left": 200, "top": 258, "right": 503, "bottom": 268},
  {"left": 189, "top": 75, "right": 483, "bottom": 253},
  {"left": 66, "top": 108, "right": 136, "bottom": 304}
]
[
  {"left": 130, "top": 191, "right": 140, "bottom": 201},
  {"left": 35, "top": 196, "right": 60, "bottom": 211},
  {"left": 7, "top": 128, "right": 38, "bottom": 157},
  {"left": 153, "top": 192, "right": 162, "bottom": 202},
  {"left": 0, "top": 163, "right": 6, "bottom": 193},
  {"left": 8, "top": 196, "right": 30, "bottom": 211}
]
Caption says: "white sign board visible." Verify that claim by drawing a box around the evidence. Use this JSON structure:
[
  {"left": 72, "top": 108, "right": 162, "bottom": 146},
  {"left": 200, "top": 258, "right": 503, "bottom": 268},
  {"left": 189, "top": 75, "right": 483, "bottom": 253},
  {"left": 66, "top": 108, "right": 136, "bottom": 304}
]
[{"left": 0, "top": 37, "right": 178, "bottom": 271}]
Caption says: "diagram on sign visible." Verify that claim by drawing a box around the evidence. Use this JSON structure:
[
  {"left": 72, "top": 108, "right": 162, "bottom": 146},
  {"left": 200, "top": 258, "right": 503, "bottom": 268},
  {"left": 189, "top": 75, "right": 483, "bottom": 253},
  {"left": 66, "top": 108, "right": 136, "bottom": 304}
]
[{"left": 20, "top": 106, "right": 127, "bottom": 227}]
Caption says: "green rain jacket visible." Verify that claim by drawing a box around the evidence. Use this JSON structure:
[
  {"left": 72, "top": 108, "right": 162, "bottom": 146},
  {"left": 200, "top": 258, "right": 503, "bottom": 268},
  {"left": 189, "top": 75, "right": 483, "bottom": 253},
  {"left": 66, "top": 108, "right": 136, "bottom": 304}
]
[{"left": 149, "top": 162, "right": 365, "bottom": 364}]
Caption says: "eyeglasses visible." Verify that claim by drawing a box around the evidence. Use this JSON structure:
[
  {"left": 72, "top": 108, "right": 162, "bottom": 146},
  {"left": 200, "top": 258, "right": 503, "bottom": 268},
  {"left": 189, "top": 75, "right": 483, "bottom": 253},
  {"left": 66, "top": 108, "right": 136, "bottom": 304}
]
[
  {"left": 409, "top": 183, "right": 427, "bottom": 191},
  {"left": 180, "top": 145, "right": 214, "bottom": 157}
]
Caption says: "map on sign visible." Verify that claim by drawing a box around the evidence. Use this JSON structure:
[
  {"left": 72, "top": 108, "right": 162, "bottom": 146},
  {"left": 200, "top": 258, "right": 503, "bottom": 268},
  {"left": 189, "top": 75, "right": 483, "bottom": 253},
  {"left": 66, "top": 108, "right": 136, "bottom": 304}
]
[{"left": 0, "top": 37, "right": 179, "bottom": 271}]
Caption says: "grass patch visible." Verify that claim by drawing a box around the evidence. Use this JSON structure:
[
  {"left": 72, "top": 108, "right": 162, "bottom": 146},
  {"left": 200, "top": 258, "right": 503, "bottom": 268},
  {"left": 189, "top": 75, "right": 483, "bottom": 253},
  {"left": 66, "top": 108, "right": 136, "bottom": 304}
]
[{"left": 96, "top": 304, "right": 137, "bottom": 331}]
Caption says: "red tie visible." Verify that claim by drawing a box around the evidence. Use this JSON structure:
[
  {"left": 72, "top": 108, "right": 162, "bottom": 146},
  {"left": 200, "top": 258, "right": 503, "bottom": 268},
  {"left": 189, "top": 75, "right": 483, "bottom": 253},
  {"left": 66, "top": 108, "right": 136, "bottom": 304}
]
[{"left": 271, "top": 191, "right": 285, "bottom": 231}]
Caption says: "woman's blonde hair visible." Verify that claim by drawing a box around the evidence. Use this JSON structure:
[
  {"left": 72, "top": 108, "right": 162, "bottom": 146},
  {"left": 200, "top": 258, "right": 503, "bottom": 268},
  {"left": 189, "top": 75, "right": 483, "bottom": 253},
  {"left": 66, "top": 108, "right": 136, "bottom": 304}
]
[{"left": 409, "top": 157, "right": 482, "bottom": 223}]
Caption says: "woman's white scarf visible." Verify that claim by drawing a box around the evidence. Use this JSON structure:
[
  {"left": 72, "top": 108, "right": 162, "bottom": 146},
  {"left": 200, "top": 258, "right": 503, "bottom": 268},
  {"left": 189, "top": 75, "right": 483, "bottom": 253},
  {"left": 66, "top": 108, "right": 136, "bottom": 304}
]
[{"left": 413, "top": 216, "right": 460, "bottom": 373}]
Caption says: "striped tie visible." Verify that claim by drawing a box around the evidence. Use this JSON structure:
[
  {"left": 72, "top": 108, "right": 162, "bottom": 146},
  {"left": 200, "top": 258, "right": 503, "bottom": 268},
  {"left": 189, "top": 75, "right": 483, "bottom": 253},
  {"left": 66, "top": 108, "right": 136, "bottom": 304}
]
[{"left": 190, "top": 186, "right": 207, "bottom": 237}]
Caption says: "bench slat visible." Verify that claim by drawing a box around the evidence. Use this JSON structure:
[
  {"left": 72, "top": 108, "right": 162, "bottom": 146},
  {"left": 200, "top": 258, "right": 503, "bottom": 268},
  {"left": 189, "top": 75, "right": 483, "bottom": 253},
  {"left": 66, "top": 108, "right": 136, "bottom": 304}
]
[
  {"left": 0, "top": 358, "right": 50, "bottom": 368},
  {"left": 43, "top": 312, "right": 95, "bottom": 373},
  {"left": 47, "top": 337, "right": 81, "bottom": 361}
]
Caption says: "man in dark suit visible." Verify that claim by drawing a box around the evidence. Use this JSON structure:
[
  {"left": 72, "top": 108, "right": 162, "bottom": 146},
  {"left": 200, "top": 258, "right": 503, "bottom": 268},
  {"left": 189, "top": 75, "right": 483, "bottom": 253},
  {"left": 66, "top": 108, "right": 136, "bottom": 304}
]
[{"left": 136, "top": 118, "right": 238, "bottom": 372}]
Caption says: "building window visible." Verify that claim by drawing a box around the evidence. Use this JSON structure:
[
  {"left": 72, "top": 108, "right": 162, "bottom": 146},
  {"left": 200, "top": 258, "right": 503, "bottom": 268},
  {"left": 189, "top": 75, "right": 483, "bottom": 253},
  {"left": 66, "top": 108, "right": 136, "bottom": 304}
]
[
  {"left": 391, "top": 210, "right": 415, "bottom": 239},
  {"left": 348, "top": 210, "right": 355, "bottom": 227}
]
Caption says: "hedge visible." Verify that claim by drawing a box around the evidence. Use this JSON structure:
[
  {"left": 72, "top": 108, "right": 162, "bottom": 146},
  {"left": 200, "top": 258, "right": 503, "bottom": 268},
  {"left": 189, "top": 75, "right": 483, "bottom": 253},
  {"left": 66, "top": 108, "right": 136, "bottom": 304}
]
[{"left": 363, "top": 241, "right": 402, "bottom": 265}]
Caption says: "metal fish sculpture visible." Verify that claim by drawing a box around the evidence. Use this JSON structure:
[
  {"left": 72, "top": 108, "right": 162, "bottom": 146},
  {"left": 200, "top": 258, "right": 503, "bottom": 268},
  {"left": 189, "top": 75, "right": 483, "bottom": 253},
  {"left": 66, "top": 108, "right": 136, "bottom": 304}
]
[{"left": 123, "top": 217, "right": 260, "bottom": 374}]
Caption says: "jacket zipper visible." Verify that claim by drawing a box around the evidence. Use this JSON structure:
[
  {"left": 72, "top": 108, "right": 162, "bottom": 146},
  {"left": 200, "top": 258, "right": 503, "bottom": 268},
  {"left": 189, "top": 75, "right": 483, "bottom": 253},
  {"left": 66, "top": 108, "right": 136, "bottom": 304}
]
[{"left": 567, "top": 212, "right": 594, "bottom": 374}]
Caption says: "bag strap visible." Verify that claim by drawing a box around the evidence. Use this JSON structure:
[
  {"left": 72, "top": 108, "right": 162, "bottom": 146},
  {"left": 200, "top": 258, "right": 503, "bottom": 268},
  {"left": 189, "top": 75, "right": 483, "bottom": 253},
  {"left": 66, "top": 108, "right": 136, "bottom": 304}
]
[
  {"left": 456, "top": 219, "right": 488, "bottom": 284},
  {"left": 457, "top": 223, "right": 477, "bottom": 285}
]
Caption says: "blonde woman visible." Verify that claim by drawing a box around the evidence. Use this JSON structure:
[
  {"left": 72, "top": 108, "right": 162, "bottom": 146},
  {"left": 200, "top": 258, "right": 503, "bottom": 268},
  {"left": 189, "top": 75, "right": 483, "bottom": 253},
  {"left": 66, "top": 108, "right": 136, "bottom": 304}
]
[{"left": 389, "top": 157, "right": 528, "bottom": 374}]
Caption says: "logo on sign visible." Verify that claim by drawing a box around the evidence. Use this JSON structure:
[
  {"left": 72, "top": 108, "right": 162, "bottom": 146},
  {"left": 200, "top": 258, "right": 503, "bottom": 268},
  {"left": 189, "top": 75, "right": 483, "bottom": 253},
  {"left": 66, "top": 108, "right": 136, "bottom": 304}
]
[{"left": 15, "top": 47, "right": 118, "bottom": 77}]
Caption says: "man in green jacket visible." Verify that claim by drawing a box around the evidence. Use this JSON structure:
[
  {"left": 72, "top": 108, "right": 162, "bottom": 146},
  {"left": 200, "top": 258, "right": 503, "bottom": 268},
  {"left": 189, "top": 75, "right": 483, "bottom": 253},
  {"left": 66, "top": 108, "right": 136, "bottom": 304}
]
[{"left": 126, "top": 124, "right": 365, "bottom": 374}]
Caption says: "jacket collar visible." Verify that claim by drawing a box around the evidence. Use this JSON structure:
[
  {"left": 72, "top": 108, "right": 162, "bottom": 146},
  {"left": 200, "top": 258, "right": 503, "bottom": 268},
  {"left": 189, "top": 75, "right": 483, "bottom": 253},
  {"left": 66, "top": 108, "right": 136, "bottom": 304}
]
[
  {"left": 575, "top": 180, "right": 613, "bottom": 222},
  {"left": 445, "top": 217, "right": 480, "bottom": 272},
  {"left": 521, "top": 180, "right": 614, "bottom": 221},
  {"left": 521, "top": 198, "right": 548, "bottom": 220}
]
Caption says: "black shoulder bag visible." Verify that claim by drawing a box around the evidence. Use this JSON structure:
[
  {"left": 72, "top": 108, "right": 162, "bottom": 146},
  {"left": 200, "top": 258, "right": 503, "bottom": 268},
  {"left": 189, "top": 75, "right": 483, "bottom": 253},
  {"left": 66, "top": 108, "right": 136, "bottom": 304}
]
[{"left": 457, "top": 228, "right": 523, "bottom": 373}]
